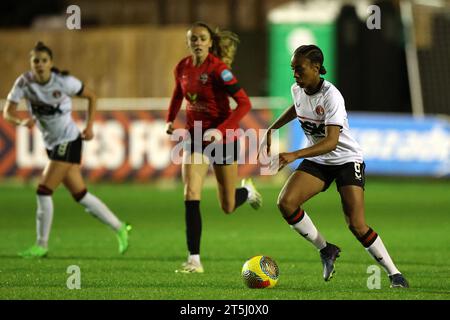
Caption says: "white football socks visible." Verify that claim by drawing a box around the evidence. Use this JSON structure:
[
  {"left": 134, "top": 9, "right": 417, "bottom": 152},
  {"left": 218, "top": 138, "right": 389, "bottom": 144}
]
[
  {"left": 291, "top": 211, "right": 327, "bottom": 251},
  {"left": 78, "top": 192, "right": 122, "bottom": 231},
  {"left": 36, "top": 195, "right": 53, "bottom": 248},
  {"left": 366, "top": 236, "right": 400, "bottom": 276},
  {"left": 188, "top": 254, "right": 201, "bottom": 265}
]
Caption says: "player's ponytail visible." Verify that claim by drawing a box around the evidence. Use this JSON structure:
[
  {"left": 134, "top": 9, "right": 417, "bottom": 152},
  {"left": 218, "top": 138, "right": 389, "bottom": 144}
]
[
  {"left": 319, "top": 65, "right": 327, "bottom": 75},
  {"left": 31, "top": 41, "right": 70, "bottom": 75},
  {"left": 50, "top": 67, "right": 70, "bottom": 76},
  {"left": 215, "top": 28, "right": 239, "bottom": 67},
  {"left": 294, "top": 44, "right": 327, "bottom": 75}
]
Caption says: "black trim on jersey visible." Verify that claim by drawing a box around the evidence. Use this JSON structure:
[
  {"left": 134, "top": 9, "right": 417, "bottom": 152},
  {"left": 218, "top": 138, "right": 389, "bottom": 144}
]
[
  {"left": 305, "top": 78, "right": 325, "bottom": 96},
  {"left": 76, "top": 84, "right": 84, "bottom": 96},
  {"left": 224, "top": 82, "right": 241, "bottom": 96}
]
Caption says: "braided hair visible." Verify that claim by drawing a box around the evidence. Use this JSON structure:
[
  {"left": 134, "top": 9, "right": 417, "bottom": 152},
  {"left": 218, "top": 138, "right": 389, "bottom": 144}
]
[{"left": 293, "top": 45, "right": 327, "bottom": 75}]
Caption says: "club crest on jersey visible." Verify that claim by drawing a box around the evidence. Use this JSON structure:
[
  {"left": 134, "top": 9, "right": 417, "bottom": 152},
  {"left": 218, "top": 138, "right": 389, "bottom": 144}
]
[
  {"left": 53, "top": 91, "right": 62, "bottom": 98},
  {"left": 315, "top": 105, "right": 324, "bottom": 116},
  {"left": 199, "top": 73, "right": 208, "bottom": 84},
  {"left": 221, "top": 69, "right": 233, "bottom": 82}
]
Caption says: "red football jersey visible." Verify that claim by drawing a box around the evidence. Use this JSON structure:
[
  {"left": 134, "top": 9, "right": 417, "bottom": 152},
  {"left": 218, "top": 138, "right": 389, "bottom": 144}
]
[{"left": 167, "top": 53, "right": 251, "bottom": 138}]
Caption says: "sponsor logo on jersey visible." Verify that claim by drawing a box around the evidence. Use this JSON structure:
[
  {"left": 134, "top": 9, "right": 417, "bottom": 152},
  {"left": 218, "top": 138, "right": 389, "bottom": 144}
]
[
  {"left": 299, "top": 120, "right": 326, "bottom": 137},
  {"left": 187, "top": 92, "right": 197, "bottom": 103},
  {"left": 199, "top": 73, "right": 209, "bottom": 84},
  {"left": 53, "top": 91, "right": 61, "bottom": 98},
  {"left": 220, "top": 69, "right": 233, "bottom": 82},
  {"left": 315, "top": 105, "right": 324, "bottom": 116},
  {"left": 30, "top": 101, "right": 62, "bottom": 116}
]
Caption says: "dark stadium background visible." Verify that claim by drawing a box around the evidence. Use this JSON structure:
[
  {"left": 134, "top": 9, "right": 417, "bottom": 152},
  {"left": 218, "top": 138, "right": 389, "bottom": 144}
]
[{"left": 0, "top": 0, "right": 449, "bottom": 302}]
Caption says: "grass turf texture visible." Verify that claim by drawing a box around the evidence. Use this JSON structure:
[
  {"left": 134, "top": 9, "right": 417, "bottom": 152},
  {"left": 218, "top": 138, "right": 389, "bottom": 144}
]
[{"left": 0, "top": 178, "right": 449, "bottom": 300}]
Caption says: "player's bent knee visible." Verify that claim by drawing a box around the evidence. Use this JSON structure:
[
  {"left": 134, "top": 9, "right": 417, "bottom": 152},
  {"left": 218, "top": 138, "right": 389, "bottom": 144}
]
[
  {"left": 72, "top": 189, "right": 88, "bottom": 202},
  {"left": 277, "top": 196, "right": 299, "bottom": 216},
  {"left": 348, "top": 224, "right": 369, "bottom": 238},
  {"left": 276, "top": 199, "right": 290, "bottom": 216},
  {"left": 220, "top": 201, "right": 235, "bottom": 214},
  {"left": 36, "top": 184, "right": 53, "bottom": 196}
]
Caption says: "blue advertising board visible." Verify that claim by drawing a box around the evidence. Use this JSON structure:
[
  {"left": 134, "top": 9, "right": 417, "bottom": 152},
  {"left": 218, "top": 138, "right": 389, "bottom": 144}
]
[{"left": 288, "top": 113, "right": 450, "bottom": 177}]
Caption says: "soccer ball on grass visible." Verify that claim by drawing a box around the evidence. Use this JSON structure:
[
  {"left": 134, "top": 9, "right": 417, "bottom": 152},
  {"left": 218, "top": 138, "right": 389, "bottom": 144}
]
[{"left": 241, "top": 255, "right": 279, "bottom": 288}]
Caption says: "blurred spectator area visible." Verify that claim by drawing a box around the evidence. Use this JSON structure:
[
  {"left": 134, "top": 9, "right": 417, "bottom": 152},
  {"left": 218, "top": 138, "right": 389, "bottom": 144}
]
[
  {"left": 413, "top": 2, "right": 450, "bottom": 116},
  {"left": 0, "top": 0, "right": 291, "bottom": 99},
  {"left": 0, "top": 0, "right": 290, "bottom": 28},
  {"left": 0, "top": 0, "right": 449, "bottom": 115},
  {"left": 0, "top": 26, "right": 191, "bottom": 98}
]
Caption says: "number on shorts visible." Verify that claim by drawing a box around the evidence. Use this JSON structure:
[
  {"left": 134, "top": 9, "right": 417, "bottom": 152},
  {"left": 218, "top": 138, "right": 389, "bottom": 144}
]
[
  {"left": 57, "top": 142, "right": 69, "bottom": 157},
  {"left": 354, "top": 162, "right": 362, "bottom": 180}
]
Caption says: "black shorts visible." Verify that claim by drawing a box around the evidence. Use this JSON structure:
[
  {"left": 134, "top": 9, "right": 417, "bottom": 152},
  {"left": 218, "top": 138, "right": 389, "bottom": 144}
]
[
  {"left": 185, "top": 140, "right": 240, "bottom": 165},
  {"left": 46, "top": 135, "right": 82, "bottom": 164},
  {"left": 297, "top": 159, "right": 365, "bottom": 191}
]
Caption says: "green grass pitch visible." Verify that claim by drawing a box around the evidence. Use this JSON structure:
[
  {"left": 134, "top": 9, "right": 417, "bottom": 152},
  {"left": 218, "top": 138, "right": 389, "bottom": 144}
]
[{"left": 0, "top": 177, "right": 449, "bottom": 300}]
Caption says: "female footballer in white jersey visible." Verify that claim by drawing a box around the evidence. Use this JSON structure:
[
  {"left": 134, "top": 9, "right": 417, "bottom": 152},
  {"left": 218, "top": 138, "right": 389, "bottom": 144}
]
[
  {"left": 3, "top": 42, "right": 131, "bottom": 258},
  {"left": 259, "top": 45, "right": 408, "bottom": 288}
]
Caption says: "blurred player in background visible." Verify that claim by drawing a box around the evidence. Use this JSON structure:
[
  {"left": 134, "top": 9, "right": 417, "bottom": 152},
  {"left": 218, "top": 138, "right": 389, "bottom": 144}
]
[
  {"left": 259, "top": 45, "right": 409, "bottom": 288},
  {"left": 3, "top": 42, "right": 131, "bottom": 258},
  {"left": 166, "top": 22, "right": 262, "bottom": 273}
]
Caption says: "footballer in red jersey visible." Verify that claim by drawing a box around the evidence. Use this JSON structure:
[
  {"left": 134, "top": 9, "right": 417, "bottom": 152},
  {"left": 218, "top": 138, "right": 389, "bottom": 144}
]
[
  {"left": 166, "top": 22, "right": 262, "bottom": 274},
  {"left": 167, "top": 51, "right": 250, "bottom": 138}
]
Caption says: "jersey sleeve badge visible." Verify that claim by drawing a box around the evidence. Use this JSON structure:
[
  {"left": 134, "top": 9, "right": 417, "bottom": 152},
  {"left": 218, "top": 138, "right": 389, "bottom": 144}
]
[{"left": 220, "top": 69, "right": 234, "bottom": 82}]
